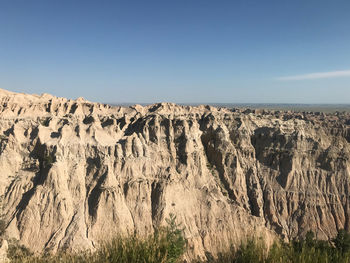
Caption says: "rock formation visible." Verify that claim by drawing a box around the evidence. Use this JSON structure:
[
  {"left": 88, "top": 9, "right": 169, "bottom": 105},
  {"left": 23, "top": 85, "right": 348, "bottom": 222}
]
[
  {"left": 0, "top": 239, "right": 8, "bottom": 263},
  {"left": 0, "top": 88, "right": 349, "bottom": 259}
]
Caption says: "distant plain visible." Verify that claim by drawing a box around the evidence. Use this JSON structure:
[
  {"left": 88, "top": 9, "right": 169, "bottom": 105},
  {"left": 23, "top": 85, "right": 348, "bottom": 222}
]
[{"left": 110, "top": 103, "right": 350, "bottom": 113}]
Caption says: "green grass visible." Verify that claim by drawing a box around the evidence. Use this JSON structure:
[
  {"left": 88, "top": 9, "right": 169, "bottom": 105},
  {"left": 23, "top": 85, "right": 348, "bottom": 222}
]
[
  {"left": 7, "top": 214, "right": 186, "bottom": 263},
  {"left": 197, "top": 230, "right": 350, "bottom": 263},
  {"left": 6, "top": 222, "right": 350, "bottom": 263}
]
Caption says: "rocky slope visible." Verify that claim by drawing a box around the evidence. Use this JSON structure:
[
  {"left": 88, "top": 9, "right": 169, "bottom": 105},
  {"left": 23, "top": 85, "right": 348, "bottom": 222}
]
[{"left": 0, "top": 89, "right": 350, "bottom": 260}]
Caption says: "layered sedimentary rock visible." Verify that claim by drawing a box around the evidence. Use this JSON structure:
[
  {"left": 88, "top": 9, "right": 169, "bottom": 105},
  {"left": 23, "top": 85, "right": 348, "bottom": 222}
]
[{"left": 0, "top": 89, "right": 349, "bottom": 259}]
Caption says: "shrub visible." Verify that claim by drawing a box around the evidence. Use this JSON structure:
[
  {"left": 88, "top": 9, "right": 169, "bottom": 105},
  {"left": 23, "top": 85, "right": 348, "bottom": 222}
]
[
  {"left": 0, "top": 219, "right": 5, "bottom": 238},
  {"left": 7, "top": 239, "right": 33, "bottom": 261},
  {"left": 234, "top": 238, "right": 266, "bottom": 263},
  {"left": 43, "top": 154, "right": 55, "bottom": 167},
  {"left": 163, "top": 213, "right": 187, "bottom": 263},
  {"left": 333, "top": 229, "right": 350, "bottom": 254}
]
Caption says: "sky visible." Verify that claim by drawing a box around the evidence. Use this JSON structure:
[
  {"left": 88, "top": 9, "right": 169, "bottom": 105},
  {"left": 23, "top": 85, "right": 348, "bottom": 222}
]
[{"left": 0, "top": 0, "right": 349, "bottom": 104}]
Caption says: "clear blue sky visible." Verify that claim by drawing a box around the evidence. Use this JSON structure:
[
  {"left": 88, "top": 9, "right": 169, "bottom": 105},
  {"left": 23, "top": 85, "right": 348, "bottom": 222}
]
[{"left": 0, "top": 0, "right": 349, "bottom": 104}]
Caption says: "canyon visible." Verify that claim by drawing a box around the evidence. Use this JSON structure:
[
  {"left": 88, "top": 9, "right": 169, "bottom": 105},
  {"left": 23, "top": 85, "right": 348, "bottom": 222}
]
[{"left": 0, "top": 89, "right": 350, "bottom": 260}]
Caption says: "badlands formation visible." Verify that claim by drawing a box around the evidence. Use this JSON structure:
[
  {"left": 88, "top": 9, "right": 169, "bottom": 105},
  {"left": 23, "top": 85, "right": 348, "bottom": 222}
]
[{"left": 0, "top": 89, "right": 350, "bottom": 259}]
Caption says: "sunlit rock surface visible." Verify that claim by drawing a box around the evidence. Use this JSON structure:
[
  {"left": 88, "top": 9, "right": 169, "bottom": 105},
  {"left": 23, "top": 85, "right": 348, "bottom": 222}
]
[{"left": 0, "top": 88, "right": 349, "bottom": 259}]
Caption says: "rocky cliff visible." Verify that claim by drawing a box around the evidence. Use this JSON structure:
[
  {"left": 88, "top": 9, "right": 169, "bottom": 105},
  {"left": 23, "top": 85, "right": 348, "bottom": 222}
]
[{"left": 0, "top": 89, "right": 349, "bottom": 259}]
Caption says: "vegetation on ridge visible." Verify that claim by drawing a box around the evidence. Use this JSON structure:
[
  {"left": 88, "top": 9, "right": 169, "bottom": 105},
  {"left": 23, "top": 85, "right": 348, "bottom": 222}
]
[
  {"left": 5, "top": 212, "right": 350, "bottom": 263},
  {"left": 8, "top": 228, "right": 350, "bottom": 263},
  {"left": 7, "top": 213, "right": 186, "bottom": 263},
  {"left": 197, "top": 230, "right": 350, "bottom": 263},
  {"left": 0, "top": 219, "right": 5, "bottom": 239},
  {"left": 0, "top": 196, "right": 6, "bottom": 240}
]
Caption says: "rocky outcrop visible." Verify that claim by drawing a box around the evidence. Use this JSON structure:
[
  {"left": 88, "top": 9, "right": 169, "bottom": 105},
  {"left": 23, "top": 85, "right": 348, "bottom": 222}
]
[{"left": 0, "top": 89, "right": 349, "bottom": 259}]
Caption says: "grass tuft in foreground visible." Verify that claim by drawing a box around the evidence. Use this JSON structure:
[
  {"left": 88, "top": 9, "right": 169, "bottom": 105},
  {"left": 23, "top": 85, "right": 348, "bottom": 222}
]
[
  {"left": 199, "top": 230, "right": 350, "bottom": 263},
  {"left": 8, "top": 213, "right": 186, "bottom": 263},
  {"left": 7, "top": 219, "right": 350, "bottom": 263}
]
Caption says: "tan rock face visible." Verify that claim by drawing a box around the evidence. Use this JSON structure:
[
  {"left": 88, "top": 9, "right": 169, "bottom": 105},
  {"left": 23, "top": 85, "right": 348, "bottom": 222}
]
[
  {"left": 0, "top": 240, "right": 8, "bottom": 263},
  {"left": 0, "top": 89, "right": 349, "bottom": 259}
]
